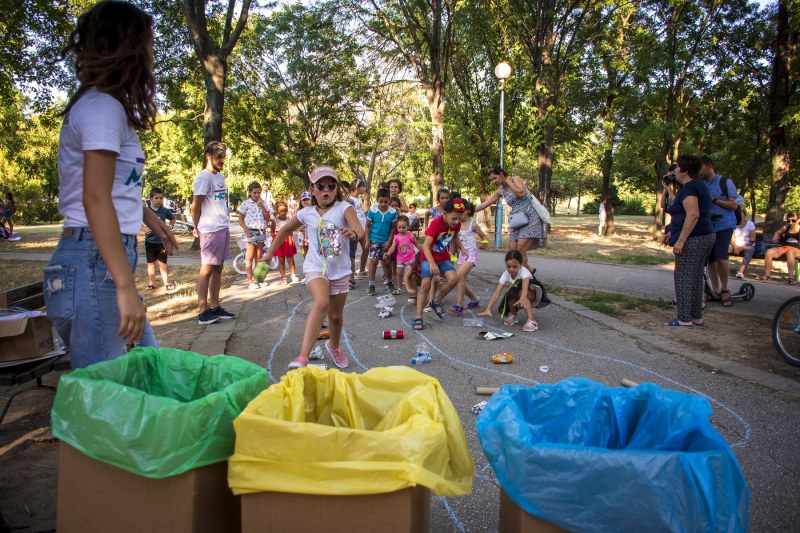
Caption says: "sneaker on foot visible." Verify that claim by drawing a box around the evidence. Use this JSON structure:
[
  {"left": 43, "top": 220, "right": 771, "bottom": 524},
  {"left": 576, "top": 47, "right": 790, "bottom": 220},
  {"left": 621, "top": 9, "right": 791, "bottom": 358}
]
[
  {"left": 288, "top": 355, "right": 308, "bottom": 369},
  {"left": 503, "top": 314, "right": 518, "bottom": 326},
  {"left": 523, "top": 319, "right": 539, "bottom": 332},
  {"left": 326, "top": 340, "right": 349, "bottom": 368},
  {"left": 386, "top": 281, "right": 396, "bottom": 292},
  {"left": 248, "top": 282, "right": 260, "bottom": 289},
  {"left": 368, "top": 285, "right": 376, "bottom": 296},
  {"left": 198, "top": 309, "right": 220, "bottom": 325},
  {"left": 210, "top": 306, "right": 235, "bottom": 320},
  {"left": 391, "top": 288, "right": 402, "bottom": 295},
  {"left": 408, "top": 296, "right": 417, "bottom": 304}
]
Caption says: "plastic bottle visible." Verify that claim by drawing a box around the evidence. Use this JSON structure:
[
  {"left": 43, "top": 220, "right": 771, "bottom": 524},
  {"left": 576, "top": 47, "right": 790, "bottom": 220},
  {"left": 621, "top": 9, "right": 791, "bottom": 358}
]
[
  {"left": 309, "top": 345, "right": 323, "bottom": 360},
  {"left": 411, "top": 343, "right": 431, "bottom": 365}
]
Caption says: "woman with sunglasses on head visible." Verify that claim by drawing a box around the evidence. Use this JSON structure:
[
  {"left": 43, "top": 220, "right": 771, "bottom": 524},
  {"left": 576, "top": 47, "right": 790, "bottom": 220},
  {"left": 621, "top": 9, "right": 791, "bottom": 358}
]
[
  {"left": 262, "top": 166, "right": 363, "bottom": 370},
  {"left": 759, "top": 212, "right": 800, "bottom": 283},
  {"left": 474, "top": 166, "right": 544, "bottom": 271},
  {"left": 44, "top": 1, "right": 177, "bottom": 368}
]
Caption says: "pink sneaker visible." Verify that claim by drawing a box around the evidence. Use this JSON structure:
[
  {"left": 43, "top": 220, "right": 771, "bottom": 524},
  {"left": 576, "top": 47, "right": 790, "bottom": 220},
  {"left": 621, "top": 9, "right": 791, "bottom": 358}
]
[
  {"left": 326, "top": 340, "right": 349, "bottom": 368},
  {"left": 288, "top": 355, "right": 308, "bottom": 369},
  {"left": 523, "top": 320, "right": 539, "bottom": 332}
]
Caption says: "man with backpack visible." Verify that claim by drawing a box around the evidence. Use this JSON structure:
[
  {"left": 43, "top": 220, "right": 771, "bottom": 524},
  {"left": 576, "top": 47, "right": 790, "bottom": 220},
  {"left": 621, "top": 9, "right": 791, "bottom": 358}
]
[{"left": 700, "top": 156, "right": 742, "bottom": 307}]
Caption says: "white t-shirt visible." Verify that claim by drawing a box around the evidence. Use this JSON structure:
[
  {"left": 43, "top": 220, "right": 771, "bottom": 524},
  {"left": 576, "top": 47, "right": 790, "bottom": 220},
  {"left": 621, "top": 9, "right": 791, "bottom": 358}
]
[
  {"left": 238, "top": 198, "right": 267, "bottom": 230},
  {"left": 296, "top": 202, "right": 354, "bottom": 280},
  {"left": 733, "top": 220, "right": 756, "bottom": 248},
  {"left": 351, "top": 195, "right": 367, "bottom": 224},
  {"left": 193, "top": 169, "right": 229, "bottom": 233},
  {"left": 499, "top": 266, "right": 533, "bottom": 286},
  {"left": 57, "top": 88, "right": 145, "bottom": 235}
]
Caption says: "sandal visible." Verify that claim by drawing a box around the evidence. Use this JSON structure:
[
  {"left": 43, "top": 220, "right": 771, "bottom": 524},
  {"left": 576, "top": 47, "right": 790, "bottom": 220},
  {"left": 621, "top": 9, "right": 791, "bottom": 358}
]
[
  {"left": 412, "top": 317, "right": 424, "bottom": 330},
  {"left": 428, "top": 300, "right": 447, "bottom": 320},
  {"left": 662, "top": 319, "right": 693, "bottom": 328},
  {"left": 756, "top": 275, "right": 771, "bottom": 281},
  {"left": 720, "top": 289, "right": 732, "bottom": 307},
  {"left": 448, "top": 304, "right": 464, "bottom": 314}
]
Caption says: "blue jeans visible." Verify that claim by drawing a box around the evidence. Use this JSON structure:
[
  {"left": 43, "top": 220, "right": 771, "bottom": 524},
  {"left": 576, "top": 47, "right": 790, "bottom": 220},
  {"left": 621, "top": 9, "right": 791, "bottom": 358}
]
[{"left": 44, "top": 227, "right": 158, "bottom": 369}]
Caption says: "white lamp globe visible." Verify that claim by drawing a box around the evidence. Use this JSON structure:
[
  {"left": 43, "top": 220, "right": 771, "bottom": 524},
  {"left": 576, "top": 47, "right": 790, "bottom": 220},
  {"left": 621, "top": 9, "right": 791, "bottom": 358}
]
[{"left": 494, "top": 62, "right": 512, "bottom": 80}]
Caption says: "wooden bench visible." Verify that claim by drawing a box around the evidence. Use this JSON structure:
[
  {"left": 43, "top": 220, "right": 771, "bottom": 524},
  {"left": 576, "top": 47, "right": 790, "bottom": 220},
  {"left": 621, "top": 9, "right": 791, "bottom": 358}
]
[
  {"left": 0, "top": 282, "right": 70, "bottom": 429},
  {"left": 731, "top": 234, "right": 799, "bottom": 281}
]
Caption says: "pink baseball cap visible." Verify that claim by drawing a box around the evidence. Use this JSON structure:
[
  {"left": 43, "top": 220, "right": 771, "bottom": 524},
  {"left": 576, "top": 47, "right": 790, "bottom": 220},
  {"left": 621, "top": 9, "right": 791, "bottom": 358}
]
[{"left": 309, "top": 166, "right": 339, "bottom": 183}]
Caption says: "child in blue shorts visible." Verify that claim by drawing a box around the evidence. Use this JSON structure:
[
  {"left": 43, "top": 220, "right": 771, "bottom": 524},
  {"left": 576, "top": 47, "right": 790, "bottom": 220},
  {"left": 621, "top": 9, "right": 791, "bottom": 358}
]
[{"left": 412, "top": 198, "right": 468, "bottom": 330}]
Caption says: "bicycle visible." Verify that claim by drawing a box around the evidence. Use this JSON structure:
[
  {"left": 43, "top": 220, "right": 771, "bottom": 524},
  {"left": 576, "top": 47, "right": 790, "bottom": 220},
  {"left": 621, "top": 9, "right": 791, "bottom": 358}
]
[
  {"left": 773, "top": 295, "right": 800, "bottom": 367},
  {"left": 233, "top": 236, "right": 277, "bottom": 276}
]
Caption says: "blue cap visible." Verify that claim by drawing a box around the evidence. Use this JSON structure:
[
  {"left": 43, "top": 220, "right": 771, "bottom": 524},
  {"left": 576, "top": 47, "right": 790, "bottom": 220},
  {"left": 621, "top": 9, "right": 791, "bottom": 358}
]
[{"left": 300, "top": 192, "right": 312, "bottom": 200}]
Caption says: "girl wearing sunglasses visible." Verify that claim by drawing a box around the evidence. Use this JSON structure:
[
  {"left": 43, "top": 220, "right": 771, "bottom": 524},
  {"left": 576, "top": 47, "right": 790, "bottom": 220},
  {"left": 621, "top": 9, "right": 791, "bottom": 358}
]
[{"left": 262, "top": 166, "right": 363, "bottom": 369}]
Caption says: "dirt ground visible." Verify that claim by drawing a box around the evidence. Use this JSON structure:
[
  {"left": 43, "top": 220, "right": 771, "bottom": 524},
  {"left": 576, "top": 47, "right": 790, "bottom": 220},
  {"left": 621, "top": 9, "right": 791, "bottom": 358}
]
[{"left": 1, "top": 216, "right": 797, "bottom": 531}]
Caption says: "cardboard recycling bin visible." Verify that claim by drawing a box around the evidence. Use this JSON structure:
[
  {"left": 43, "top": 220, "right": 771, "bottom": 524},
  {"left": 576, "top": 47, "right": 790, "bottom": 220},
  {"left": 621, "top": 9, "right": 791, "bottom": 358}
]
[
  {"left": 228, "top": 366, "right": 474, "bottom": 532},
  {"left": 52, "top": 347, "right": 269, "bottom": 533},
  {"left": 477, "top": 378, "right": 750, "bottom": 533}
]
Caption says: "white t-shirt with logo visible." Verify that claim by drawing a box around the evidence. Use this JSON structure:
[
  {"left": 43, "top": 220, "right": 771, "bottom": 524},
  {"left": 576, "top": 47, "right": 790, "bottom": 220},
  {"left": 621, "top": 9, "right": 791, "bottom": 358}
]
[
  {"left": 193, "top": 169, "right": 229, "bottom": 233},
  {"left": 295, "top": 202, "right": 354, "bottom": 280},
  {"left": 57, "top": 87, "right": 145, "bottom": 235}
]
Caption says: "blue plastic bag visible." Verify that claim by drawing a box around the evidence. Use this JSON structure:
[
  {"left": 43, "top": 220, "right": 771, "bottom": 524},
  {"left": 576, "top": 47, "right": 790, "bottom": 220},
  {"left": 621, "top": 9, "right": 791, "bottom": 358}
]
[{"left": 476, "top": 378, "right": 749, "bottom": 533}]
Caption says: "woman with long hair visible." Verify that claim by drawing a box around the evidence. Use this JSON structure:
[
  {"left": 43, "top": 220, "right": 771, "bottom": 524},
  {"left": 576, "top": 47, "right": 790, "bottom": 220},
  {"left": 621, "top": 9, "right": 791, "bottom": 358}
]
[{"left": 44, "top": 1, "right": 177, "bottom": 368}]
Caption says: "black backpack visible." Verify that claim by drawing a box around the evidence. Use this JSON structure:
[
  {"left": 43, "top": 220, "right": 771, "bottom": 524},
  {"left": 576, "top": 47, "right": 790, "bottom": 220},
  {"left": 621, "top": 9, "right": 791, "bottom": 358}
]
[
  {"left": 719, "top": 176, "right": 743, "bottom": 225},
  {"left": 497, "top": 269, "right": 551, "bottom": 317}
]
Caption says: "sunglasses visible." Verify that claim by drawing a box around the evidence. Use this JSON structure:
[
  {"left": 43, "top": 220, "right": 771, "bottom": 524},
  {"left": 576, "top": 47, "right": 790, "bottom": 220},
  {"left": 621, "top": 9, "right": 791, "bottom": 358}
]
[
  {"left": 314, "top": 183, "right": 337, "bottom": 191},
  {"left": 789, "top": 218, "right": 798, "bottom": 223}
]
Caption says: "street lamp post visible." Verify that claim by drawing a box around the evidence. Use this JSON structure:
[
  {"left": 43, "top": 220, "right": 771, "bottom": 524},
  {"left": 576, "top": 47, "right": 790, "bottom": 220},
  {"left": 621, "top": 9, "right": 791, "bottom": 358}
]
[{"left": 494, "top": 62, "right": 511, "bottom": 249}]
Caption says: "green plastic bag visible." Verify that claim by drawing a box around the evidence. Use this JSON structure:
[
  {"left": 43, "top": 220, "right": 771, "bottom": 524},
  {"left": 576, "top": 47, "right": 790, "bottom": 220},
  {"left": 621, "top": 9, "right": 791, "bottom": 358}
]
[{"left": 51, "top": 347, "right": 268, "bottom": 478}]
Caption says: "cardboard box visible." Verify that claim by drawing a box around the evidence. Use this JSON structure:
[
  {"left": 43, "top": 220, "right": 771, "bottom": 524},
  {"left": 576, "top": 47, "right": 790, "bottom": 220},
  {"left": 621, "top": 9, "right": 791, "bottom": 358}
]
[
  {"left": 57, "top": 443, "right": 240, "bottom": 533},
  {"left": 241, "top": 486, "right": 430, "bottom": 533},
  {"left": 0, "top": 314, "right": 54, "bottom": 362},
  {"left": 499, "top": 488, "right": 572, "bottom": 533}
]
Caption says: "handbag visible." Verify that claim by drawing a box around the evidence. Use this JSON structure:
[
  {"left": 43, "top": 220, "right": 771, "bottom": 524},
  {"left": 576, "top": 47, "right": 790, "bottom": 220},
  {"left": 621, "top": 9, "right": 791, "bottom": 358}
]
[
  {"left": 529, "top": 194, "right": 551, "bottom": 224},
  {"left": 508, "top": 211, "right": 529, "bottom": 229}
]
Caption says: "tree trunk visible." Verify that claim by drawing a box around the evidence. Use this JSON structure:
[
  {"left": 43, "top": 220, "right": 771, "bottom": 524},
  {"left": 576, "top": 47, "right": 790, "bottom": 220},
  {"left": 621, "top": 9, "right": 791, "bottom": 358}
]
[
  {"left": 765, "top": 0, "right": 796, "bottom": 235},
  {"left": 203, "top": 54, "right": 227, "bottom": 145},
  {"left": 537, "top": 123, "right": 554, "bottom": 210},
  {"left": 426, "top": 81, "right": 446, "bottom": 202}
]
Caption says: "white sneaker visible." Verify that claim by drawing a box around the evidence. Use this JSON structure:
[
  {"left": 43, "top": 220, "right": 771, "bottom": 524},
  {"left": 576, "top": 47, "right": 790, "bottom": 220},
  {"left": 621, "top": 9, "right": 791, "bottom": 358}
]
[
  {"left": 288, "top": 355, "right": 308, "bottom": 369},
  {"left": 248, "top": 282, "right": 260, "bottom": 289},
  {"left": 523, "top": 320, "right": 539, "bottom": 332},
  {"left": 503, "top": 314, "right": 518, "bottom": 326}
]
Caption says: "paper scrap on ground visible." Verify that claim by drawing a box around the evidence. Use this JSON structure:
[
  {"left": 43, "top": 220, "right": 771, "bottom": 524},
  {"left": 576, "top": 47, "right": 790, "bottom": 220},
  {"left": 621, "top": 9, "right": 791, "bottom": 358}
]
[{"left": 480, "top": 331, "right": 514, "bottom": 340}]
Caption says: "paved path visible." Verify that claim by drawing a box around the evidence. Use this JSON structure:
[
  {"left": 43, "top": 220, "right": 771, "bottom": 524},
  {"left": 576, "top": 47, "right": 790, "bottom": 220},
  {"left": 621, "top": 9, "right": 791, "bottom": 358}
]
[{"left": 5, "top": 247, "right": 799, "bottom": 531}]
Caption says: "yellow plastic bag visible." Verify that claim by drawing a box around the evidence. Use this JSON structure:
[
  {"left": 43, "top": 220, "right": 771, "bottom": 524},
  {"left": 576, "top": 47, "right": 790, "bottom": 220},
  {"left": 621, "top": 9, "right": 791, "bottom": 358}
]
[{"left": 228, "top": 366, "right": 473, "bottom": 496}]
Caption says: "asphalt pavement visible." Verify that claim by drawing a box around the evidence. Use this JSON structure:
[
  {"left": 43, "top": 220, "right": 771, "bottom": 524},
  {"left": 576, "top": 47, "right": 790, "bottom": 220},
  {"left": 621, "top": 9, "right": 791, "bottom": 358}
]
[
  {"left": 3, "top": 244, "right": 799, "bottom": 532},
  {"left": 219, "top": 248, "right": 800, "bottom": 533}
]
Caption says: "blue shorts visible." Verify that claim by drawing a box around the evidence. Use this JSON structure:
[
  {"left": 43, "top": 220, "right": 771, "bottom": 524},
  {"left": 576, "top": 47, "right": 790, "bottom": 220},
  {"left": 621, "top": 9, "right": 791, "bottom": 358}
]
[
  {"left": 44, "top": 227, "right": 158, "bottom": 369},
  {"left": 420, "top": 259, "right": 456, "bottom": 279},
  {"left": 244, "top": 228, "right": 266, "bottom": 245},
  {"left": 709, "top": 229, "right": 731, "bottom": 262}
]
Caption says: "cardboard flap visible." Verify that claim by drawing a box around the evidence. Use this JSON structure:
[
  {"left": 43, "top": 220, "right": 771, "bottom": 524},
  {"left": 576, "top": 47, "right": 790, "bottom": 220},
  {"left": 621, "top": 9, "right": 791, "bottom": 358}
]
[{"left": 0, "top": 317, "right": 30, "bottom": 338}]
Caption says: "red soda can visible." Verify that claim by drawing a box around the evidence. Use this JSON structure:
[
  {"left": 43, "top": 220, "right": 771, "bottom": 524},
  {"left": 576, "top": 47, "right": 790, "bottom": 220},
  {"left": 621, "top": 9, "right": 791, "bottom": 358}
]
[{"left": 383, "top": 330, "right": 404, "bottom": 339}]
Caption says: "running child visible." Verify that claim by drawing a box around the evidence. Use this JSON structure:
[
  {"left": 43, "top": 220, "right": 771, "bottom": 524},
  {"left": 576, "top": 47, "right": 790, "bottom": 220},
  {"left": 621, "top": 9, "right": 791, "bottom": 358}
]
[
  {"left": 272, "top": 200, "right": 297, "bottom": 283},
  {"left": 143, "top": 188, "right": 176, "bottom": 291},
  {"left": 449, "top": 200, "right": 486, "bottom": 313},
  {"left": 477, "top": 250, "right": 540, "bottom": 332},
  {"left": 386, "top": 215, "right": 422, "bottom": 296},
  {"left": 365, "top": 188, "right": 398, "bottom": 295},
  {"left": 237, "top": 181, "right": 271, "bottom": 288},
  {"left": 412, "top": 198, "right": 468, "bottom": 330},
  {"left": 262, "top": 165, "right": 363, "bottom": 369},
  {"left": 297, "top": 191, "right": 312, "bottom": 256}
]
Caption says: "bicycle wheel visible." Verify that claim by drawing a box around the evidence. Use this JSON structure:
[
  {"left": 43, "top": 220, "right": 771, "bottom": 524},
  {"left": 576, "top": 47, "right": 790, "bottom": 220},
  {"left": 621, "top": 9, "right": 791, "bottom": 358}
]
[
  {"left": 233, "top": 253, "right": 249, "bottom": 275},
  {"left": 772, "top": 295, "right": 800, "bottom": 367}
]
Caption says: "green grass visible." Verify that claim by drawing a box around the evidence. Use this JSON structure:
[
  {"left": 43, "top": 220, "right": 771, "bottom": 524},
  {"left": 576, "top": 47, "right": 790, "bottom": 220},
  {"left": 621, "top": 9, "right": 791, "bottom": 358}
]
[
  {"left": 553, "top": 252, "right": 673, "bottom": 266},
  {"left": 551, "top": 285, "right": 672, "bottom": 318}
]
